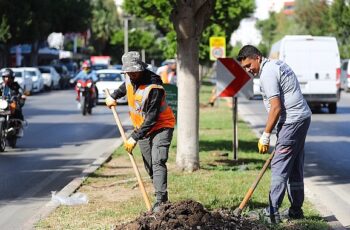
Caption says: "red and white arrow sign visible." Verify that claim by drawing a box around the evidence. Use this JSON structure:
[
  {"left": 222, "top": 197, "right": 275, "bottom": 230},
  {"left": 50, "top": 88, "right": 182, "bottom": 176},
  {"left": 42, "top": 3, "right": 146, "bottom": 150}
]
[{"left": 216, "top": 58, "right": 252, "bottom": 97}]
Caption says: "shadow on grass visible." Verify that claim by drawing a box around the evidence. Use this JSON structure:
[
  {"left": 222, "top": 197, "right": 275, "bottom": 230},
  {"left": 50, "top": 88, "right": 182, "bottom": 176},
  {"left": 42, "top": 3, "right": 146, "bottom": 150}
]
[
  {"left": 199, "top": 139, "right": 257, "bottom": 153},
  {"left": 201, "top": 157, "right": 268, "bottom": 171},
  {"left": 201, "top": 80, "right": 215, "bottom": 86},
  {"left": 88, "top": 172, "right": 130, "bottom": 178}
]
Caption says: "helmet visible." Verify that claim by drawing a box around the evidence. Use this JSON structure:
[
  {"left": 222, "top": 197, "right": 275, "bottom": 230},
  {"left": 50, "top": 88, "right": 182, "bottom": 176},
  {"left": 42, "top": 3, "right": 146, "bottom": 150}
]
[
  {"left": 82, "top": 61, "right": 91, "bottom": 69},
  {"left": 2, "top": 68, "right": 15, "bottom": 79}
]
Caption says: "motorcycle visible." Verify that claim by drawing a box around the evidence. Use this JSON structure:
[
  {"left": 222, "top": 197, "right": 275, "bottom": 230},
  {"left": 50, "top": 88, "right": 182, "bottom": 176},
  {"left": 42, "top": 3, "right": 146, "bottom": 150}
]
[
  {"left": 0, "top": 96, "right": 25, "bottom": 151},
  {"left": 75, "top": 79, "right": 95, "bottom": 115}
]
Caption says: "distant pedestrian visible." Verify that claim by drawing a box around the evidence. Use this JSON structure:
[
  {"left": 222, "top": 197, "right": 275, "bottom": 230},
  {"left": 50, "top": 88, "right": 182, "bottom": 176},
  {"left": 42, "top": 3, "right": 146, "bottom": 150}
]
[
  {"left": 105, "top": 51, "right": 175, "bottom": 212},
  {"left": 237, "top": 45, "right": 311, "bottom": 223}
]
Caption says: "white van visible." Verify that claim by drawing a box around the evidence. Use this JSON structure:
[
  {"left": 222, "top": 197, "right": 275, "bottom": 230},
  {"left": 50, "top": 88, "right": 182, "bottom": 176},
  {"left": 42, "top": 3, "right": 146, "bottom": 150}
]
[{"left": 269, "top": 35, "right": 341, "bottom": 113}]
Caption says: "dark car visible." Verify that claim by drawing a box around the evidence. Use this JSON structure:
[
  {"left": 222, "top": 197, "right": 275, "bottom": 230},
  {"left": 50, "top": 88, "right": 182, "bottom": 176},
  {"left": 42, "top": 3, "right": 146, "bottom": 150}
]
[{"left": 52, "top": 64, "right": 70, "bottom": 89}]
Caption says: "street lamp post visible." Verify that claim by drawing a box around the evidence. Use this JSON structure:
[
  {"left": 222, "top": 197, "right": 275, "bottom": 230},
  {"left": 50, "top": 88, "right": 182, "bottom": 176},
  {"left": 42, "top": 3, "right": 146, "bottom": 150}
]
[{"left": 124, "top": 16, "right": 132, "bottom": 53}]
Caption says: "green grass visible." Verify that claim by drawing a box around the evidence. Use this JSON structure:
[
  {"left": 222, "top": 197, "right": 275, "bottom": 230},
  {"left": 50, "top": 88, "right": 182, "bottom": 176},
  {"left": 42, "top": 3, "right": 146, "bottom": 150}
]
[{"left": 35, "top": 82, "right": 328, "bottom": 229}]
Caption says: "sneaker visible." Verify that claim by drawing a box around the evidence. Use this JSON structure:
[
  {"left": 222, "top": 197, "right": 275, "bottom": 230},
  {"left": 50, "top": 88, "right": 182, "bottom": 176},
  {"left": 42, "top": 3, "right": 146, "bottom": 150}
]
[
  {"left": 247, "top": 207, "right": 281, "bottom": 224},
  {"left": 280, "top": 208, "right": 304, "bottom": 220},
  {"left": 262, "top": 207, "right": 281, "bottom": 224}
]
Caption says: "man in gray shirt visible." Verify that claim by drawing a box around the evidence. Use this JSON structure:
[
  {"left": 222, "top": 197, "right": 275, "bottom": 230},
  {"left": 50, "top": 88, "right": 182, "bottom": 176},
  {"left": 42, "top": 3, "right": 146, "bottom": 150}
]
[{"left": 238, "top": 45, "right": 311, "bottom": 223}]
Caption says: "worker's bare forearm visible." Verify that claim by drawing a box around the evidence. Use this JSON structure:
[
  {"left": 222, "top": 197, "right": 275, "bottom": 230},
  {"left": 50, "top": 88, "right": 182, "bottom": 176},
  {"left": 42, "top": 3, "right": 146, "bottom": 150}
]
[{"left": 265, "top": 97, "right": 281, "bottom": 133}]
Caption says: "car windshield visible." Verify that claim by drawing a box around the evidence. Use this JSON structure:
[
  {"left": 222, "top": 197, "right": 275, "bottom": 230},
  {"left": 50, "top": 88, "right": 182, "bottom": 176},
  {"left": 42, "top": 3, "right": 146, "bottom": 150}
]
[
  {"left": 39, "top": 67, "right": 50, "bottom": 73},
  {"left": 98, "top": 73, "right": 123, "bottom": 82},
  {"left": 25, "top": 71, "right": 36, "bottom": 77},
  {"left": 13, "top": 71, "right": 23, "bottom": 78},
  {"left": 93, "top": 64, "right": 108, "bottom": 71}
]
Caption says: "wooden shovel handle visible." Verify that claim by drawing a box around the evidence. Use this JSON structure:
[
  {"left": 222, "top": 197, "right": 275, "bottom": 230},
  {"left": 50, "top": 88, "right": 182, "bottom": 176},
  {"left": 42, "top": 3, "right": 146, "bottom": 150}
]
[
  {"left": 104, "top": 89, "right": 152, "bottom": 211},
  {"left": 237, "top": 151, "right": 275, "bottom": 214}
]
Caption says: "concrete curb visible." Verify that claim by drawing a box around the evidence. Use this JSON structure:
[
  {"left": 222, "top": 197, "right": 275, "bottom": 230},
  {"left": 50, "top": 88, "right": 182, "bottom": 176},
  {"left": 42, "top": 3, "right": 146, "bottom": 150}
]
[
  {"left": 24, "top": 132, "right": 130, "bottom": 230},
  {"left": 237, "top": 98, "right": 346, "bottom": 230}
]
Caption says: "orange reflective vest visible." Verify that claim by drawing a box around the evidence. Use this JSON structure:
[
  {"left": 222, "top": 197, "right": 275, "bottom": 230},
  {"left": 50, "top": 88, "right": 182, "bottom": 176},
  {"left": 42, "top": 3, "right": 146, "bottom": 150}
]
[{"left": 126, "top": 76, "right": 175, "bottom": 135}]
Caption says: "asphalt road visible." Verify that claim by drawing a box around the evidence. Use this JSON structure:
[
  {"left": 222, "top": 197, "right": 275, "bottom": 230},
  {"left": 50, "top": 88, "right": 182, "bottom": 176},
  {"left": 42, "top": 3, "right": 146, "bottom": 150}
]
[
  {"left": 238, "top": 91, "right": 350, "bottom": 228},
  {"left": 0, "top": 89, "right": 131, "bottom": 229}
]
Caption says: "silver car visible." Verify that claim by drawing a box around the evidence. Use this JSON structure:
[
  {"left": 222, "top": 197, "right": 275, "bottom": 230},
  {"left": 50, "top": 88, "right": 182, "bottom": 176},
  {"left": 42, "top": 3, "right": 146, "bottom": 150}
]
[
  {"left": 22, "top": 67, "right": 44, "bottom": 93},
  {"left": 38, "top": 66, "right": 61, "bottom": 90}
]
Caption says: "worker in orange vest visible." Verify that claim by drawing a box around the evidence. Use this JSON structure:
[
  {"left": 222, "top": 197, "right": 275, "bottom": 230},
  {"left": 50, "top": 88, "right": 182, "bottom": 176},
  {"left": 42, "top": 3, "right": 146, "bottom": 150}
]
[{"left": 105, "top": 51, "right": 175, "bottom": 213}]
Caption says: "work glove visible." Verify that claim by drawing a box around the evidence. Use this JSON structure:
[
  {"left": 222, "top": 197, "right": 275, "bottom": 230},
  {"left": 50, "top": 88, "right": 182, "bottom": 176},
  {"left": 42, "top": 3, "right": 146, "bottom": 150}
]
[
  {"left": 258, "top": 132, "right": 270, "bottom": 154},
  {"left": 105, "top": 96, "right": 117, "bottom": 108},
  {"left": 124, "top": 137, "right": 137, "bottom": 153}
]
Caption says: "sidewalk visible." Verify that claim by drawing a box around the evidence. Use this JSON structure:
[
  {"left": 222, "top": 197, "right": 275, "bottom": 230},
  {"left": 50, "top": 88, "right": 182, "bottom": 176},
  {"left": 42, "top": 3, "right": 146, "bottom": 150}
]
[{"left": 236, "top": 96, "right": 347, "bottom": 230}]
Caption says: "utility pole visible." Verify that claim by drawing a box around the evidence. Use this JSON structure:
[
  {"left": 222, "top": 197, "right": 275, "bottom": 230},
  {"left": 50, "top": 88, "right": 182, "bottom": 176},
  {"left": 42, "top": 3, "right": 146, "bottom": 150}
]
[{"left": 124, "top": 16, "right": 132, "bottom": 53}]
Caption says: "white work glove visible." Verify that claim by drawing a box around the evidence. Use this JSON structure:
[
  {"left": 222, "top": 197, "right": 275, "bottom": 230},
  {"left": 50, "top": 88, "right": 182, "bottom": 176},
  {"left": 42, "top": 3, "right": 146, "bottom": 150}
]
[
  {"left": 105, "top": 96, "right": 117, "bottom": 108},
  {"left": 258, "top": 132, "right": 270, "bottom": 154},
  {"left": 124, "top": 137, "right": 137, "bottom": 153}
]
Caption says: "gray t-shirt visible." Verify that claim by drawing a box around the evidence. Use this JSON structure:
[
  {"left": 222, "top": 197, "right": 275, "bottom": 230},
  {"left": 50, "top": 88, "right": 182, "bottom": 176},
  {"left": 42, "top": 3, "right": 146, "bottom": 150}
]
[{"left": 259, "top": 58, "right": 311, "bottom": 124}]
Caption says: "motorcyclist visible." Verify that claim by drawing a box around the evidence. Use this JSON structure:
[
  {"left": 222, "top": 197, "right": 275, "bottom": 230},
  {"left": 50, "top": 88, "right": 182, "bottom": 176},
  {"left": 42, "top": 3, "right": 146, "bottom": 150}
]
[
  {"left": 0, "top": 68, "right": 26, "bottom": 136},
  {"left": 70, "top": 61, "right": 98, "bottom": 102}
]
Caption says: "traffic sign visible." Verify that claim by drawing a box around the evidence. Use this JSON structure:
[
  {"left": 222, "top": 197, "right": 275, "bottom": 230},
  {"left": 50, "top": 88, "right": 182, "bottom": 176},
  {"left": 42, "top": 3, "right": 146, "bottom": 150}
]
[
  {"left": 210, "top": 37, "right": 226, "bottom": 61},
  {"left": 216, "top": 58, "right": 252, "bottom": 97}
]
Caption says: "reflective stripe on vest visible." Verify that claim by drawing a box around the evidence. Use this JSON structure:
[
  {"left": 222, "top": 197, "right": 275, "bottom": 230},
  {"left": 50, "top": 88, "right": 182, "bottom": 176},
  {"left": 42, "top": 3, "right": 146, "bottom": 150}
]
[{"left": 125, "top": 76, "right": 175, "bottom": 133}]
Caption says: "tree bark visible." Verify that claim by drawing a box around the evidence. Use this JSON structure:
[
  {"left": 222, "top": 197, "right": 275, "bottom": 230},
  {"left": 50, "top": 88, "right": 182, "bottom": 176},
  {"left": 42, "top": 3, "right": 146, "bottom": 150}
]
[{"left": 176, "top": 36, "right": 200, "bottom": 171}]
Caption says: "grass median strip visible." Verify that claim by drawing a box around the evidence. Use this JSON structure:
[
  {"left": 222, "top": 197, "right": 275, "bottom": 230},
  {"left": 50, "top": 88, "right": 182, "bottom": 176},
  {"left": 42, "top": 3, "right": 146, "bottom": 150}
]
[{"left": 36, "top": 83, "right": 328, "bottom": 230}]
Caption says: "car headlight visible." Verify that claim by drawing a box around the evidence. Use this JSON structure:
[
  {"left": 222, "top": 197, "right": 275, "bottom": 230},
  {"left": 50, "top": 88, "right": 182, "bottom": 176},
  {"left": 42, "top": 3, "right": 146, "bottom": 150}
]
[
  {"left": 77, "top": 82, "right": 82, "bottom": 88},
  {"left": 33, "top": 76, "right": 38, "bottom": 81},
  {"left": 0, "top": 99, "right": 8, "bottom": 110},
  {"left": 87, "top": 82, "right": 92, "bottom": 87}
]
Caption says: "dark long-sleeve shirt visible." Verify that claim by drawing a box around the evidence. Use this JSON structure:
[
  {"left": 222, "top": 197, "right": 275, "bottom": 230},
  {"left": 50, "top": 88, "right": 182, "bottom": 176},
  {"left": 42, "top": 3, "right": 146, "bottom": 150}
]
[{"left": 111, "top": 69, "right": 164, "bottom": 141}]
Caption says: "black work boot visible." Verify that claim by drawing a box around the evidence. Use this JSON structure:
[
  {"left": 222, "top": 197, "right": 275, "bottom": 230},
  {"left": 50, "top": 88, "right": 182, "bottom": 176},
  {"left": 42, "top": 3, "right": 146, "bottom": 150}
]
[{"left": 152, "top": 192, "right": 168, "bottom": 213}]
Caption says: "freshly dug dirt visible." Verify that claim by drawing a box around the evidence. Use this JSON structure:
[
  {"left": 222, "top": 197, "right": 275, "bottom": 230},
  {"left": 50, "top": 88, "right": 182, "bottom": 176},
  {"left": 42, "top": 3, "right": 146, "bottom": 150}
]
[{"left": 115, "top": 200, "right": 267, "bottom": 230}]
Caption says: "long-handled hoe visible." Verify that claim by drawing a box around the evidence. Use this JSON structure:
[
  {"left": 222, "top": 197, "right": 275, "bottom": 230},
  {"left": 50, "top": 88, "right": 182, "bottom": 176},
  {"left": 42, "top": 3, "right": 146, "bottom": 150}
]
[
  {"left": 104, "top": 89, "right": 152, "bottom": 211},
  {"left": 233, "top": 151, "right": 275, "bottom": 216}
]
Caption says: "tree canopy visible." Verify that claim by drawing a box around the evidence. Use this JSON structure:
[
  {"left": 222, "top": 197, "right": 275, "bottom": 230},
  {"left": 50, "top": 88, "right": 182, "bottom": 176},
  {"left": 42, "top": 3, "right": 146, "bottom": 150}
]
[{"left": 0, "top": 0, "right": 92, "bottom": 65}]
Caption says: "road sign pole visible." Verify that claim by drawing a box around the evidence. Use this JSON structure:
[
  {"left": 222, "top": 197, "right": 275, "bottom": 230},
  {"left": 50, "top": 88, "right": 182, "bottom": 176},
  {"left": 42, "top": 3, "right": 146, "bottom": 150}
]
[{"left": 233, "top": 96, "right": 238, "bottom": 160}]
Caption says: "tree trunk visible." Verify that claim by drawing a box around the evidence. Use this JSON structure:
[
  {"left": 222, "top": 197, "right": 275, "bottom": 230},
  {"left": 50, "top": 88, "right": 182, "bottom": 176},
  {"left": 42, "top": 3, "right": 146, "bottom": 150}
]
[
  {"left": 172, "top": 0, "right": 214, "bottom": 172},
  {"left": 30, "top": 41, "right": 39, "bottom": 66},
  {"left": 176, "top": 37, "right": 200, "bottom": 171}
]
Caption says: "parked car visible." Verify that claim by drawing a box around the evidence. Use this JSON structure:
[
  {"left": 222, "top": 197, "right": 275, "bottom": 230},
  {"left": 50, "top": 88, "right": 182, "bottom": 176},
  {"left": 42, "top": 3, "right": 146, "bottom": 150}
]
[
  {"left": 341, "top": 59, "right": 350, "bottom": 92},
  {"left": 60, "top": 59, "right": 78, "bottom": 85},
  {"left": 38, "top": 66, "right": 61, "bottom": 90},
  {"left": 53, "top": 64, "right": 70, "bottom": 89},
  {"left": 95, "top": 69, "right": 126, "bottom": 104},
  {"left": 0, "top": 68, "right": 33, "bottom": 95},
  {"left": 253, "top": 76, "right": 262, "bottom": 98},
  {"left": 22, "top": 67, "right": 44, "bottom": 93}
]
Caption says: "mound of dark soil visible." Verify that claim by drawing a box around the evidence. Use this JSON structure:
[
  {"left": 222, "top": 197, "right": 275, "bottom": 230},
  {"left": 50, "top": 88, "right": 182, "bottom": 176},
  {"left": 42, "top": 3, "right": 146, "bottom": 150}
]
[{"left": 115, "top": 200, "right": 267, "bottom": 230}]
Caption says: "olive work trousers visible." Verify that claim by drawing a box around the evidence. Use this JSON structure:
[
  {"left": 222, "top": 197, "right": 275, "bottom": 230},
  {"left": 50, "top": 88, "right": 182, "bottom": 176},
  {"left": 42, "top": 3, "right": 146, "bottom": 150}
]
[
  {"left": 138, "top": 128, "right": 174, "bottom": 202},
  {"left": 269, "top": 117, "right": 311, "bottom": 213}
]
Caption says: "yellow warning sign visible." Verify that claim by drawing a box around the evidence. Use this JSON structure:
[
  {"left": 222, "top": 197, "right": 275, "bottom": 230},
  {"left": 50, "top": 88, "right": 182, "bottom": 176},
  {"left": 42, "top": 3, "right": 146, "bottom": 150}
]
[{"left": 209, "top": 37, "right": 226, "bottom": 61}]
